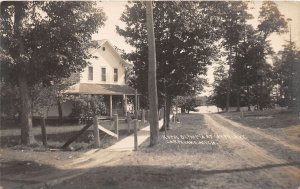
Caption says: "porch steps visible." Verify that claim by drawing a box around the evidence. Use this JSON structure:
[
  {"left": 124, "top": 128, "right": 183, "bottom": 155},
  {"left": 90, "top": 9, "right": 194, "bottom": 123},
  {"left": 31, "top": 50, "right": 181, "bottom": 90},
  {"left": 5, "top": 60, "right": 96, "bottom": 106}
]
[{"left": 98, "top": 124, "right": 118, "bottom": 139}]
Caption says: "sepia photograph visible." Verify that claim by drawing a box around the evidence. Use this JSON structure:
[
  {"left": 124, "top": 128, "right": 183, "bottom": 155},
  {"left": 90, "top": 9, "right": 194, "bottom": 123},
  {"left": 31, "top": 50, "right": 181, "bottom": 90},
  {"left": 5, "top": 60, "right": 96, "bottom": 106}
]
[{"left": 0, "top": 1, "right": 300, "bottom": 188}]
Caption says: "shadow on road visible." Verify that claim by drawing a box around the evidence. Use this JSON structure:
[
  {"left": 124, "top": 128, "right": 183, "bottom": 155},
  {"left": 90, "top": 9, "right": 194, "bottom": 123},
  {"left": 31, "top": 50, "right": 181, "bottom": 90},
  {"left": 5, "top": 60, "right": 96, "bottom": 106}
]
[{"left": 1, "top": 159, "right": 300, "bottom": 189}]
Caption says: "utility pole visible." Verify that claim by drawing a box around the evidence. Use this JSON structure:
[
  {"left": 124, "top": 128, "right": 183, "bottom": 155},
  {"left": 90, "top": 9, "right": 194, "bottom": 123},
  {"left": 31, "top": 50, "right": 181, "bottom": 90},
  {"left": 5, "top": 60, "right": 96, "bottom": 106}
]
[
  {"left": 287, "top": 18, "right": 292, "bottom": 45},
  {"left": 146, "top": 1, "right": 159, "bottom": 146}
]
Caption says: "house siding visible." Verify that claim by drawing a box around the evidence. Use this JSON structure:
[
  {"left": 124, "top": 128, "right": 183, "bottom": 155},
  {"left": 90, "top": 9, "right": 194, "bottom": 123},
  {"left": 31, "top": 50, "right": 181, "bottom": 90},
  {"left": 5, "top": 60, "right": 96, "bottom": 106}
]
[{"left": 80, "top": 43, "right": 126, "bottom": 85}]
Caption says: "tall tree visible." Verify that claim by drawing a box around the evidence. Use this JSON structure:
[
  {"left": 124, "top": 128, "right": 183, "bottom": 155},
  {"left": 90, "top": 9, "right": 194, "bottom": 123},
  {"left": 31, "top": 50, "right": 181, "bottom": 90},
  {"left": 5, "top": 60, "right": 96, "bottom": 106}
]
[
  {"left": 210, "top": 64, "right": 228, "bottom": 110},
  {"left": 0, "top": 2, "right": 106, "bottom": 145},
  {"left": 217, "top": 1, "right": 252, "bottom": 112},
  {"left": 218, "top": 1, "right": 287, "bottom": 111},
  {"left": 273, "top": 42, "right": 300, "bottom": 109},
  {"left": 255, "top": 1, "right": 288, "bottom": 110},
  {"left": 231, "top": 25, "right": 262, "bottom": 111},
  {"left": 117, "top": 1, "right": 221, "bottom": 129}
]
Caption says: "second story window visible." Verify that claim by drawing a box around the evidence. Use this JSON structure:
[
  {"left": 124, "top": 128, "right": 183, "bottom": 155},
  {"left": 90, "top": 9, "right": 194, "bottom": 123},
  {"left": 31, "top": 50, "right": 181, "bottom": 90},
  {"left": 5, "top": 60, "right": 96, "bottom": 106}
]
[
  {"left": 114, "top": 68, "right": 118, "bottom": 82},
  {"left": 101, "top": 67, "right": 106, "bottom": 82},
  {"left": 88, "top": 66, "right": 93, "bottom": 80}
]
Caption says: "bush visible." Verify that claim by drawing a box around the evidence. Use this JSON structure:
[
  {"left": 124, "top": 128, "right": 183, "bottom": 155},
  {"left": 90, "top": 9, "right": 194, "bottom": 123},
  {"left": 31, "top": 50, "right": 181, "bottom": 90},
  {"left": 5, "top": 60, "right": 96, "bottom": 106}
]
[{"left": 69, "top": 95, "right": 107, "bottom": 118}]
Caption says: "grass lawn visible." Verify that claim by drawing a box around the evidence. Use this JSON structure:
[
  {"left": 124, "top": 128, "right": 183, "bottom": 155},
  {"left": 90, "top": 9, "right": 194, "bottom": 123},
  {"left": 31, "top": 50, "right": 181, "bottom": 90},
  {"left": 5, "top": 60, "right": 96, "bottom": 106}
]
[
  {"left": 220, "top": 109, "right": 300, "bottom": 146},
  {"left": 0, "top": 119, "right": 147, "bottom": 150}
]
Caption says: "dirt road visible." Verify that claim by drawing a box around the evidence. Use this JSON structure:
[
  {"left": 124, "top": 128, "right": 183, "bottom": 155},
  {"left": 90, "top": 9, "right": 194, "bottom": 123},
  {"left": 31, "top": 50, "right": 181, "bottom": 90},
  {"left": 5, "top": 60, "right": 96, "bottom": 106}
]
[
  {"left": 204, "top": 114, "right": 300, "bottom": 189},
  {"left": 2, "top": 113, "right": 300, "bottom": 189},
  {"left": 47, "top": 113, "right": 300, "bottom": 189}
]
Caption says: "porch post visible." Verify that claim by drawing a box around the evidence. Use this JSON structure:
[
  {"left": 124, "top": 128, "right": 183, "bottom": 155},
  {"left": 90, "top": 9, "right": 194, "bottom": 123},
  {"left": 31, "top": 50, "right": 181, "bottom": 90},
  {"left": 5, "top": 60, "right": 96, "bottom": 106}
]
[
  {"left": 123, "top": 94, "right": 127, "bottom": 116},
  {"left": 109, "top": 95, "right": 113, "bottom": 118}
]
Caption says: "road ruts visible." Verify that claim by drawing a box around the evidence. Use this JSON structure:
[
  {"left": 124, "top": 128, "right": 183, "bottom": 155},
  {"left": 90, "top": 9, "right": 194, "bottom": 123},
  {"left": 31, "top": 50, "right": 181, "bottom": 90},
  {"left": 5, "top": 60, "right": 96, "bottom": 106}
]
[{"left": 204, "top": 113, "right": 300, "bottom": 189}]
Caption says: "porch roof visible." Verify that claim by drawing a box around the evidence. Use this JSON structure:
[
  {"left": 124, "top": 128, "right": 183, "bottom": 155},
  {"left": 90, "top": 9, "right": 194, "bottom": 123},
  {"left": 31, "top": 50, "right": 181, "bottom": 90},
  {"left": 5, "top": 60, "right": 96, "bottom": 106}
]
[{"left": 65, "top": 83, "right": 138, "bottom": 95}]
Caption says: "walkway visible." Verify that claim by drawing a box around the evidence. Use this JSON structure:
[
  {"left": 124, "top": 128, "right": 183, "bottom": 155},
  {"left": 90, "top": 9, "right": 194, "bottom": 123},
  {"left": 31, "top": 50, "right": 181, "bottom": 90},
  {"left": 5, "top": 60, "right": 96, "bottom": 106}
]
[
  {"left": 106, "top": 119, "right": 164, "bottom": 151},
  {"left": 67, "top": 119, "right": 164, "bottom": 169},
  {"left": 0, "top": 119, "right": 164, "bottom": 189}
]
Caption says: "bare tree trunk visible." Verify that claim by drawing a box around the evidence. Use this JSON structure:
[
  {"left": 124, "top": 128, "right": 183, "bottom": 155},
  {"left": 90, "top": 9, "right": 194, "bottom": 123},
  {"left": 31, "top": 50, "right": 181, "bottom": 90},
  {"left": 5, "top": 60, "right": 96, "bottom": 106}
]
[
  {"left": 162, "top": 99, "right": 166, "bottom": 128},
  {"left": 146, "top": 1, "right": 159, "bottom": 147},
  {"left": 162, "top": 95, "right": 172, "bottom": 131},
  {"left": 225, "top": 46, "right": 232, "bottom": 112},
  {"left": 236, "top": 89, "right": 240, "bottom": 112},
  {"left": 260, "top": 78, "right": 263, "bottom": 111},
  {"left": 247, "top": 86, "right": 251, "bottom": 111},
  {"left": 19, "top": 75, "right": 35, "bottom": 145},
  {"left": 225, "top": 74, "right": 231, "bottom": 112},
  {"left": 14, "top": 2, "right": 35, "bottom": 145},
  {"left": 57, "top": 99, "right": 63, "bottom": 125},
  {"left": 165, "top": 96, "right": 172, "bottom": 130},
  {"left": 163, "top": 105, "right": 167, "bottom": 136},
  {"left": 40, "top": 116, "right": 47, "bottom": 147}
]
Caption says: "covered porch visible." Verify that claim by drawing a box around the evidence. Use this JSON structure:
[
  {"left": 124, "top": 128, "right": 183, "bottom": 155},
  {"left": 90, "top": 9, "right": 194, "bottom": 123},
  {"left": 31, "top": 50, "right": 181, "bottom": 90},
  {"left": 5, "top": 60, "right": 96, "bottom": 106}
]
[{"left": 66, "top": 83, "right": 140, "bottom": 117}]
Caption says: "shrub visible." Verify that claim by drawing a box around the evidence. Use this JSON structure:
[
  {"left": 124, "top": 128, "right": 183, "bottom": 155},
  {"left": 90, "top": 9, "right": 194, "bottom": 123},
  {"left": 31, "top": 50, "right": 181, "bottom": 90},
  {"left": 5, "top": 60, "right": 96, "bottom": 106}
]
[{"left": 69, "top": 95, "right": 107, "bottom": 118}]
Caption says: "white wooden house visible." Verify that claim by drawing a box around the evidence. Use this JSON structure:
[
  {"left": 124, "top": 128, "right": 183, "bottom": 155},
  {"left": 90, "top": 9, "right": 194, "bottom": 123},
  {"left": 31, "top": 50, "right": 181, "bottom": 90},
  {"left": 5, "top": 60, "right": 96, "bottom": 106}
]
[{"left": 47, "top": 39, "right": 137, "bottom": 118}]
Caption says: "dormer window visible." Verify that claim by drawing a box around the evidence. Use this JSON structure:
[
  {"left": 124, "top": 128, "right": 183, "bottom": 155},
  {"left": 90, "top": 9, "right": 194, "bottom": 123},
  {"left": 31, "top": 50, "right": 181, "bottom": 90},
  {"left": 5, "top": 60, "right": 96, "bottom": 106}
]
[
  {"left": 102, "top": 47, "right": 106, "bottom": 51},
  {"left": 88, "top": 66, "right": 93, "bottom": 80},
  {"left": 114, "top": 68, "right": 118, "bottom": 82}
]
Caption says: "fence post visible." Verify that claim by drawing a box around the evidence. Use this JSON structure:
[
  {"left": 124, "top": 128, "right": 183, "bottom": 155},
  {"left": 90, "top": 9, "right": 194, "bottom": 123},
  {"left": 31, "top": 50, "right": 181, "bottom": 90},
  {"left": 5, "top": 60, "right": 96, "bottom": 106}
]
[
  {"left": 93, "top": 116, "right": 101, "bottom": 148},
  {"left": 158, "top": 109, "right": 161, "bottom": 120},
  {"left": 146, "top": 110, "right": 149, "bottom": 121},
  {"left": 127, "top": 113, "right": 131, "bottom": 134},
  {"left": 113, "top": 114, "right": 119, "bottom": 139},
  {"left": 142, "top": 109, "right": 145, "bottom": 127},
  {"left": 172, "top": 112, "right": 175, "bottom": 123},
  {"left": 134, "top": 119, "right": 138, "bottom": 151}
]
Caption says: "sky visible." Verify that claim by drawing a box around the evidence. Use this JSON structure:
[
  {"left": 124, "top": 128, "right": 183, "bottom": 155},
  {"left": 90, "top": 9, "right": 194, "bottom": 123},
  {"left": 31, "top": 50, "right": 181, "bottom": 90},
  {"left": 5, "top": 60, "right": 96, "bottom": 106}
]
[
  {"left": 93, "top": 1, "right": 132, "bottom": 51},
  {"left": 93, "top": 1, "right": 300, "bottom": 96}
]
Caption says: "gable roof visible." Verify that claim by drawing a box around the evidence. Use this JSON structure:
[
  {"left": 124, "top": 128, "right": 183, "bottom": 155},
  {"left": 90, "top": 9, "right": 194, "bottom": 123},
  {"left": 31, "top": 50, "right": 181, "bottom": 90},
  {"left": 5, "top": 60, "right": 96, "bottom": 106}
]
[
  {"left": 91, "top": 39, "right": 133, "bottom": 68},
  {"left": 65, "top": 83, "right": 137, "bottom": 95}
]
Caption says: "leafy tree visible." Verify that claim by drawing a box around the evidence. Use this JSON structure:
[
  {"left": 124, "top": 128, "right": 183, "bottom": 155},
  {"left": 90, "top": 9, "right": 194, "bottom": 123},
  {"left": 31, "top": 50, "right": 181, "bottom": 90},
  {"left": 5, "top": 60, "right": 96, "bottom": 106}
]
[
  {"left": 273, "top": 42, "right": 300, "bottom": 110},
  {"left": 117, "top": 1, "right": 221, "bottom": 129},
  {"left": 214, "top": 1, "right": 288, "bottom": 111},
  {"left": 231, "top": 25, "right": 263, "bottom": 111},
  {"left": 257, "top": 1, "right": 287, "bottom": 39},
  {"left": 0, "top": 2, "right": 106, "bottom": 145},
  {"left": 31, "top": 83, "right": 58, "bottom": 147},
  {"left": 31, "top": 75, "right": 79, "bottom": 146},
  {"left": 254, "top": 1, "right": 287, "bottom": 110},
  {"left": 177, "top": 96, "right": 198, "bottom": 114},
  {"left": 217, "top": 1, "right": 252, "bottom": 112},
  {"left": 210, "top": 64, "right": 228, "bottom": 110}
]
